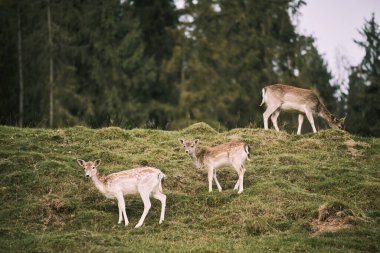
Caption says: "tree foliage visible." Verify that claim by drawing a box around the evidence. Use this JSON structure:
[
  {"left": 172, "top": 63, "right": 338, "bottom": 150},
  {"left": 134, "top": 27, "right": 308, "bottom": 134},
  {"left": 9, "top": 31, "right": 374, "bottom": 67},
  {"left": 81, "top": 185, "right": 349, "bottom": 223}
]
[
  {"left": 0, "top": 0, "right": 348, "bottom": 132},
  {"left": 347, "top": 14, "right": 380, "bottom": 136}
]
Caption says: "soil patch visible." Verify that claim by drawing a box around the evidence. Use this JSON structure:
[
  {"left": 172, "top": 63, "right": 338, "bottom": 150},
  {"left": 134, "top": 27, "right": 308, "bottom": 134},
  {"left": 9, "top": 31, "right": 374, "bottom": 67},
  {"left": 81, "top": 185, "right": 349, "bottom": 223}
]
[
  {"left": 311, "top": 203, "right": 360, "bottom": 236},
  {"left": 344, "top": 138, "right": 370, "bottom": 158}
]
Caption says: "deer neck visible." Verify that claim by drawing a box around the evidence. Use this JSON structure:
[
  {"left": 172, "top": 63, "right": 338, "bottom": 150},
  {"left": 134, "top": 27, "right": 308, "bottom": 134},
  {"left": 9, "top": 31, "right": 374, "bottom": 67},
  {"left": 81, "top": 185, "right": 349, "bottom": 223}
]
[
  {"left": 320, "top": 111, "right": 337, "bottom": 128},
  {"left": 91, "top": 172, "right": 107, "bottom": 195},
  {"left": 318, "top": 104, "right": 337, "bottom": 128},
  {"left": 190, "top": 149, "right": 204, "bottom": 169}
]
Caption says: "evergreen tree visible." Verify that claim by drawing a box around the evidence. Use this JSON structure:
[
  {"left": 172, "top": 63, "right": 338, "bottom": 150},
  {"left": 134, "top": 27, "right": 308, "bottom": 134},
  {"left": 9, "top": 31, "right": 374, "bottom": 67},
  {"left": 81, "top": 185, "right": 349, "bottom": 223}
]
[
  {"left": 169, "top": 0, "right": 331, "bottom": 130},
  {"left": 296, "top": 36, "right": 336, "bottom": 110},
  {"left": 0, "top": 0, "right": 341, "bottom": 131},
  {"left": 126, "top": 0, "right": 179, "bottom": 128},
  {"left": 347, "top": 14, "right": 380, "bottom": 136},
  {"left": 0, "top": 0, "right": 19, "bottom": 125},
  {"left": 72, "top": 0, "right": 157, "bottom": 128}
]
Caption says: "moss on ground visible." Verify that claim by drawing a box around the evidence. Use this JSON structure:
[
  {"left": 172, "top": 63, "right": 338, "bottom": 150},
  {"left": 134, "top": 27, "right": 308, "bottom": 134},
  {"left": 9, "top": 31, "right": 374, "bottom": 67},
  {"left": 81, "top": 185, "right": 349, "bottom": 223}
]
[{"left": 0, "top": 123, "right": 379, "bottom": 252}]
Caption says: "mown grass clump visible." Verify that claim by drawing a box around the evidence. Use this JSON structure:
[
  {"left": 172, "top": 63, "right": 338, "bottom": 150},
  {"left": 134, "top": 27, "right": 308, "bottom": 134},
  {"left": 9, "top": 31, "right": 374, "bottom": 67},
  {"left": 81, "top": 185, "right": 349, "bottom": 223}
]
[{"left": 0, "top": 124, "right": 379, "bottom": 252}]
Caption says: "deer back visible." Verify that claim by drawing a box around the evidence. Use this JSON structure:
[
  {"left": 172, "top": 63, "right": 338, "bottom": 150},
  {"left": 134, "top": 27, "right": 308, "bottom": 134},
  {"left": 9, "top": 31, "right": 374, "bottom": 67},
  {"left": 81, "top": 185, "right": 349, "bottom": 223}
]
[
  {"left": 103, "top": 167, "right": 162, "bottom": 195},
  {"left": 265, "top": 84, "right": 320, "bottom": 112},
  {"left": 202, "top": 141, "right": 248, "bottom": 167}
]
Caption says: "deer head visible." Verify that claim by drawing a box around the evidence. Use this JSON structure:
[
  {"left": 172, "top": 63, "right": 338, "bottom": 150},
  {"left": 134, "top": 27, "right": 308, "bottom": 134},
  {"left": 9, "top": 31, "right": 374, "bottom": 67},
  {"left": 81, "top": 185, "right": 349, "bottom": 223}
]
[
  {"left": 178, "top": 138, "right": 199, "bottom": 156},
  {"left": 77, "top": 159, "right": 101, "bottom": 178},
  {"left": 331, "top": 116, "right": 346, "bottom": 130}
]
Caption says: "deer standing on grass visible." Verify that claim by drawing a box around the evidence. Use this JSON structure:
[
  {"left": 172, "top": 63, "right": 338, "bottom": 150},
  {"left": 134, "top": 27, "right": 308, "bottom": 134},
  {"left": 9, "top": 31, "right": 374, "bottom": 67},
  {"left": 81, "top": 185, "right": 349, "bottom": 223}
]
[
  {"left": 179, "top": 139, "right": 250, "bottom": 194},
  {"left": 77, "top": 159, "right": 166, "bottom": 228},
  {"left": 260, "top": 84, "right": 345, "bottom": 134}
]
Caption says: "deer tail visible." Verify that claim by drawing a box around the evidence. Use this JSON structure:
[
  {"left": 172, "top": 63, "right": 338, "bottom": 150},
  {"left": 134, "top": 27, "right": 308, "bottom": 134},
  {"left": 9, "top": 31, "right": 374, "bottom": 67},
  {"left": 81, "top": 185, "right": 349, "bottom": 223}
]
[
  {"left": 244, "top": 144, "right": 251, "bottom": 161},
  {"left": 260, "top": 88, "right": 266, "bottom": 107},
  {"left": 158, "top": 172, "right": 165, "bottom": 192}
]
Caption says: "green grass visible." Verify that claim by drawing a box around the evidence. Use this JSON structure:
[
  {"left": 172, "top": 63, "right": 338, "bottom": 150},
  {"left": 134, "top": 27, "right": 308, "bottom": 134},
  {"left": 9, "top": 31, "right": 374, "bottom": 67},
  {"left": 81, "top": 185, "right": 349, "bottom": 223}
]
[{"left": 0, "top": 122, "right": 379, "bottom": 252}]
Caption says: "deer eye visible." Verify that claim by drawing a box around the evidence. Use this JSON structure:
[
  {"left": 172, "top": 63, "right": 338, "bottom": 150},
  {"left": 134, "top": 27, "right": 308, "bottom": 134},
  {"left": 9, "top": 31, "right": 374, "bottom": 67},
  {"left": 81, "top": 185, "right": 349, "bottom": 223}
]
[
  {"left": 191, "top": 145, "right": 194, "bottom": 148},
  {"left": 92, "top": 167, "right": 96, "bottom": 169}
]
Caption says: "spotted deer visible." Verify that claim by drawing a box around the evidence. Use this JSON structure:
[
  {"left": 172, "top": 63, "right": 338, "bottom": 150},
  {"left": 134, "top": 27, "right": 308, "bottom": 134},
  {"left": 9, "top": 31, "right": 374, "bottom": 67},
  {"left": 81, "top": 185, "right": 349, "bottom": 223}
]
[
  {"left": 260, "top": 84, "right": 345, "bottom": 134},
  {"left": 179, "top": 139, "right": 250, "bottom": 194},
  {"left": 77, "top": 159, "right": 166, "bottom": 228}
]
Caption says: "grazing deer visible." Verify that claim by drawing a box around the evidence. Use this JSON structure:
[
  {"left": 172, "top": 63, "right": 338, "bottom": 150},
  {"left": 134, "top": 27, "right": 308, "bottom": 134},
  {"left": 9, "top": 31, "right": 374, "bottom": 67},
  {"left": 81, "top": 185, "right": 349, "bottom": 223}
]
[
  {"left": 179, "top": 139, "right": 250, "bottom": 194},
  {"left": 260, "top": 84, "right": 345, "bottom": 134},
  {"left": 77, "top": 159, "right": 166, "bottom": 228}
]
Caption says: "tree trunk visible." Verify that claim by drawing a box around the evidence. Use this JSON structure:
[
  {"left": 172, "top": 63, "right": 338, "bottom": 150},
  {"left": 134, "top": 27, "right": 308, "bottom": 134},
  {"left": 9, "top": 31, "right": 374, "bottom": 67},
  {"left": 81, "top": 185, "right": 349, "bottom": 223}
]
[
  {"left": 47, "top": 0, "right": 54, "bottom": 128},
  {"left": 17, "top": 4, "right": 24, "bottom": 127}
]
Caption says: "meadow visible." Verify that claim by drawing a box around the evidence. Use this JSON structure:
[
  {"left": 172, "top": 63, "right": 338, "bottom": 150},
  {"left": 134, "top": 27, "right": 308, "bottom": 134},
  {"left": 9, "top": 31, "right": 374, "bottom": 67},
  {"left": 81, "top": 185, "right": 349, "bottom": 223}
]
[{"left": 0, "top": 123, "right": 379, "bottom": 252}]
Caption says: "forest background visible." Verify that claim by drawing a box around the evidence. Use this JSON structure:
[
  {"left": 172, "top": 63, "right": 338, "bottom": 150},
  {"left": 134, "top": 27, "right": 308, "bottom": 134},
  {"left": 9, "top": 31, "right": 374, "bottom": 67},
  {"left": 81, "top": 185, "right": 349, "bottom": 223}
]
[{"left": 1, "top": 0, "right": 379, "bottom": 136}]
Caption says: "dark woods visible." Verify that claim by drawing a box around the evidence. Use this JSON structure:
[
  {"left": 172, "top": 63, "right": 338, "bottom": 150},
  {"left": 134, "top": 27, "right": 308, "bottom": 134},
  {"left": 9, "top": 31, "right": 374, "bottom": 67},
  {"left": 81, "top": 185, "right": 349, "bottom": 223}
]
[{"left": 0, "top": 0, "right": 379, "bottom": 136}]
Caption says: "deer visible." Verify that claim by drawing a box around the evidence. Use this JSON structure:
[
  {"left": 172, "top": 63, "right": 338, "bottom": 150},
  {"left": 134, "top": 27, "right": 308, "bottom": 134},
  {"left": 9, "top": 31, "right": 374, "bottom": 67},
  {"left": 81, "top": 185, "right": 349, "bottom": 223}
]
[
  {"left": 260, "top": 84, "right": 345, "bottom": 134},
  {"left": 76, "top": 159, "right": 166, "bottom": 228},
  {"left": 178, "top": 139, "right": 250, "bottom": 194}
]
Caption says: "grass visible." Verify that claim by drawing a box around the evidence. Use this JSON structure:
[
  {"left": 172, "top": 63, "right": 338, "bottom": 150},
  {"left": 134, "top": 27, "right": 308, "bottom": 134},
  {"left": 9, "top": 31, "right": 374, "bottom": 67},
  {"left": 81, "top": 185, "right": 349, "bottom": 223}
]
[{"left": 0, "top": 122, "right": 379, "bottom": 252}]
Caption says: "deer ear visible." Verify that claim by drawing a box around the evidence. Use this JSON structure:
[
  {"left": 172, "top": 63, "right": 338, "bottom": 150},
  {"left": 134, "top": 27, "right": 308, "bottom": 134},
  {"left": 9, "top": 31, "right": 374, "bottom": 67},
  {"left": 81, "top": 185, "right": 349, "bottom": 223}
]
[
  {"left": 95, "top": 159, "right": 101, "bottom": 166},
  {"left": 179, "top": 138, "right": 185, "bottom": 145},
  {"left": 77, "top": 159, "right": 85, "bottom": 167},
  {"left": 194, "top": 139, "right": 200, "bottom": 144},
  {"left": 340, "top": 115, "right": 346, "bottom": 123}
]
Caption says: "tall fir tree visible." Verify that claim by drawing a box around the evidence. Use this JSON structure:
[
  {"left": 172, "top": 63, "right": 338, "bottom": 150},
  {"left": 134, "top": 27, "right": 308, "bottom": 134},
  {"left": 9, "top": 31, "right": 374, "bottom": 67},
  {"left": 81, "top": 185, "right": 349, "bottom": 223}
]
[
  {"left": 72, "top": 0, "right": 157, "bottom": 128},
  {"left": 126, "top": 0, "right": 179, "bottom": 128},
  {"left": 347, "top": 14, "right": 380, "bottom": 136},
  {"left": 0, "top": 0, "right": 19, "bottom": 125},
  {"left": 168, "top": 0, "right": 334, "bottom": 130},
  {"left": 0, "top": 0, "right": 340, "bottom": 131}
]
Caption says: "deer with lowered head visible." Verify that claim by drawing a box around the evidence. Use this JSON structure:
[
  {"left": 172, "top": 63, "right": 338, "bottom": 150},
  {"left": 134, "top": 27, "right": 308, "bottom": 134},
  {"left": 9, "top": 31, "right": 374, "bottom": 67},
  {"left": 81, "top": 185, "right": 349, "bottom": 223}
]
[
  {"left": 77, "top": 159, "right": 166, "bottom": 228},
  {"left": 179, "top": 139, "right": 250, "bottom": 194},
  {"left": 260, "top": 84, "right": 345, "bottom": 134}
]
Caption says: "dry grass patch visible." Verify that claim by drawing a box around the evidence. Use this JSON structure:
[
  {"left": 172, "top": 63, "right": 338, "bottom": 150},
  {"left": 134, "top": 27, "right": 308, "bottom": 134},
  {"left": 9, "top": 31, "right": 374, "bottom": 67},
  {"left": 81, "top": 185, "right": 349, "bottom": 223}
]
[
  {"left": 344, "top": 138, "right": 371, "bottom": 158},
  {"left": 311, "top": 203, "right": 362, "bottom": 236},
  {"left": 39, "top": 195, "right": 71, "bottom": 230}
]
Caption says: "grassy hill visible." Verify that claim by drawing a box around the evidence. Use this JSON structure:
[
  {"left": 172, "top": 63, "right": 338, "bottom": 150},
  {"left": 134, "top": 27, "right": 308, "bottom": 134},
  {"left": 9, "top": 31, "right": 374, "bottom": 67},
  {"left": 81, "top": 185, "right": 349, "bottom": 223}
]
[{"left": 0, "top": 123, "right": 379, "bottom": 252}]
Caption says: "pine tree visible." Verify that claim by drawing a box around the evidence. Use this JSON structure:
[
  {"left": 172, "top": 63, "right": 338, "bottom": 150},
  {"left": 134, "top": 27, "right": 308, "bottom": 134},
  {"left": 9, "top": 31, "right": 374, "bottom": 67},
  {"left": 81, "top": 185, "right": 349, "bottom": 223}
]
[
  {"left": 71, "top": 0, "right": 157, "bottom": 128},
  {"left": 0, "top": 0, "right": 19, "bottom": 125},
  {"left": 170, "top": 0, "right": 319, "bottom": 129},
  {"left": 347, "top": 14, "right": 380, "bottom": 136},
  {"left": 125, "top": 0, "right": 179, "bottom": 128}
]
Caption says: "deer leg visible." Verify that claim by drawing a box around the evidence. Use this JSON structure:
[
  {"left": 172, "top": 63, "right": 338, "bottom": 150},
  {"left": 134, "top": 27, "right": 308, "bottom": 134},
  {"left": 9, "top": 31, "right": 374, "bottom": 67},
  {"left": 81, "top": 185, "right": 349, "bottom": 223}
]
[
  {"left": 208, "top": 168, "right": 214, "bottom": 192},
  {"left": 135, "top": 190, "right": 151, "bottom": 228},
  {"left": 233, "top": 177, "right": 240, "bottom": 191},
  {"left": 152, "top": 191, "right": 166, "bottom": 224},
  {"left": 116, "top": 194, "right": 129, "bottom": 226},
  {"left": 297, "top": 114, "right": 304, "bottom": 135},
  {"left": 263, "top": 105, "right": 280, "bottom": 130},
  {"left": 233, "top": 163, "right": 240, "bottom": 191},
  {"left": 271, "top": 110, "right": 281, "bottom": 131},
  {"left": 305, "top": 109, "right": 317, "bottom": 133},
  {"left": 118, "top": 206, "right": 122, "bottom": 223},
  {"left": 213, "top": 168, "right": 222, "bottom": 192},
  {"left": 238, "top": 164, "right": 245, "bottom": 194}
]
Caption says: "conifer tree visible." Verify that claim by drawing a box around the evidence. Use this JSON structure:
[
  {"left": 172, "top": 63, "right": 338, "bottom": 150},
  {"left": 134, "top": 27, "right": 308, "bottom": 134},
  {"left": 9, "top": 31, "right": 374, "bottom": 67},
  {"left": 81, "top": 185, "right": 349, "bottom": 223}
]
[{"left": 347, "top": 14, "right": 380, "bottom": 136}]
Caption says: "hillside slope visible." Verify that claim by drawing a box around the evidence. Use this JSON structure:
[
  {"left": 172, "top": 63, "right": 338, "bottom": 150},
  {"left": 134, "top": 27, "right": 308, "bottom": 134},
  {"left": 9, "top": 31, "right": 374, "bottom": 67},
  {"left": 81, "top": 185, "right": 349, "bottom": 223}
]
[{"left": 0, "top": 123, "right": 379, "bottom": 252}]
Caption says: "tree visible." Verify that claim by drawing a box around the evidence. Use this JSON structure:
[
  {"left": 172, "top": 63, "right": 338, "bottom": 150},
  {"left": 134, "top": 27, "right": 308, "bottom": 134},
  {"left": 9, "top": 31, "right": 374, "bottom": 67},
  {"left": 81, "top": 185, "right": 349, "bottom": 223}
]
[
  {"left": 71, "top": 0, "right": 158, "bottom": 128},
  {"left": 168, "top": 0, "right": 333, "bottom": 130},
  {"left": 47, "top": 0, "right": 54, "bottom": 128},
  {"left": 347, "top": 14, "right": 380, "bottom": 136},
  {"left": 0, "top": 0, "right": 20, "bottom": 125},
  {"left": 17, "top": 3, "right": 24, "bottom": 127},
  {"left": 0, "top": 0, "right": 339, "bottom": 131},
  {"left": 126, "top": 0, "right": 179, "bottom": 128}
]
